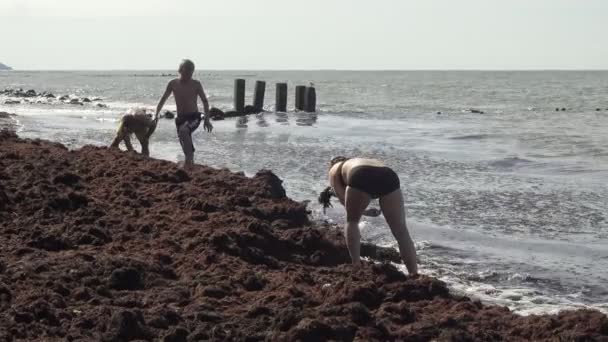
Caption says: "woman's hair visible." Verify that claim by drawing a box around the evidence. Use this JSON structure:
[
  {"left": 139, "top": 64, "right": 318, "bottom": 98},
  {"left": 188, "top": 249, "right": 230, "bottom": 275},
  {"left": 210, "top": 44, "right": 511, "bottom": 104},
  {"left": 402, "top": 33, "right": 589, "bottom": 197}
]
[
  {"left": 330, "top": 156, "right": 349, "bottom": 166},
  {"left": 318, "top": 186, "right": 335, "bottom": 214}
]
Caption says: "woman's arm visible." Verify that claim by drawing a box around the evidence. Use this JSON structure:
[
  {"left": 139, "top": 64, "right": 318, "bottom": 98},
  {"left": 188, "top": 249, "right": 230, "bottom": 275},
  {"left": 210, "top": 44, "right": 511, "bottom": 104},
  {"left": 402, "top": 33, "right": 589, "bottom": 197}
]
[{"left": 328, "top": 165, "right": 346, "bottom": 206}]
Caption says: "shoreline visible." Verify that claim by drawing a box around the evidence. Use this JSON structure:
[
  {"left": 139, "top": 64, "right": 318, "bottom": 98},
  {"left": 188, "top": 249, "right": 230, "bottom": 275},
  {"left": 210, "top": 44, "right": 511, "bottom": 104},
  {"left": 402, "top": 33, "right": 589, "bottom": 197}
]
[{"left": 0, "top": 130, "right": 606, "bottom": 341}]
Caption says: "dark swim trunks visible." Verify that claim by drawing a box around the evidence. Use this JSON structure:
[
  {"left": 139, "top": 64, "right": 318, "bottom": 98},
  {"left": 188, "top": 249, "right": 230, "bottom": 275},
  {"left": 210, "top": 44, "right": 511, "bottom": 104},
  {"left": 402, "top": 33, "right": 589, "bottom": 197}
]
[
  {"left": 175, "top": 112, "right": 202, "bottom": 152},
  {"left": 175, "top": 112, "right": 202, "bottom": 132},
  {"left": 347, "top": 166, "right": 400, "bottom": 199}
]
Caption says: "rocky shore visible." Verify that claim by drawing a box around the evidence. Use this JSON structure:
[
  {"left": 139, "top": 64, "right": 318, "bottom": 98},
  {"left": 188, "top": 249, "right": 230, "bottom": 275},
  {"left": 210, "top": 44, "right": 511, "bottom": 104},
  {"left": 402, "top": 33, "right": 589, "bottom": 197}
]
[{"left": 0, "top": 130, "right": 606, "bottom": 341}]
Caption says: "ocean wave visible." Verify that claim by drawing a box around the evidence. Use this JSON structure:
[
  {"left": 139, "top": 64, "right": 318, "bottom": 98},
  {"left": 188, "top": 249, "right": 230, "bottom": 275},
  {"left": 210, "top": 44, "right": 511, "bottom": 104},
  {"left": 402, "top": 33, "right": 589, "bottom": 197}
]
[
  {"left": 489, "top": 156, "right": 533, "bottom": 168},
  {"left": 449, "top": 134, "right": 493, "bottom": 140}
]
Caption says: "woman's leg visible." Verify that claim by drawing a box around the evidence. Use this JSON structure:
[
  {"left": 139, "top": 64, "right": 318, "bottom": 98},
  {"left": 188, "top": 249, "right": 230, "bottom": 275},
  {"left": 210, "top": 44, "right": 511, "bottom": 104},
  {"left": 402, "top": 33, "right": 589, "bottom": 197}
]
[
  {"left": 379, "top": 188, "right": 418, "bottom": 275},
  {"left": 344, "top": 186, "right": 371, "bottom": 266}
]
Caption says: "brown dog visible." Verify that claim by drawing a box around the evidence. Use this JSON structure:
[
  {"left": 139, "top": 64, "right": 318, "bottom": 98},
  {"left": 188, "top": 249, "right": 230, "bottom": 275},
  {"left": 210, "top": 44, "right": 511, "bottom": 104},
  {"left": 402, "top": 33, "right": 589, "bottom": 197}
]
[{"left": 110, "top": 109, "right": 158, "bottom": 156}]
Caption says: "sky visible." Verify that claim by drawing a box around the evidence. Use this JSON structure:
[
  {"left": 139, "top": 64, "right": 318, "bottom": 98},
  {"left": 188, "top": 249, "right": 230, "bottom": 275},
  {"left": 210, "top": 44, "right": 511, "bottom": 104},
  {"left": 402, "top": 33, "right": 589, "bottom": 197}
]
[{"left": 1, "top": 0, "right": 607, "bottom": 70}]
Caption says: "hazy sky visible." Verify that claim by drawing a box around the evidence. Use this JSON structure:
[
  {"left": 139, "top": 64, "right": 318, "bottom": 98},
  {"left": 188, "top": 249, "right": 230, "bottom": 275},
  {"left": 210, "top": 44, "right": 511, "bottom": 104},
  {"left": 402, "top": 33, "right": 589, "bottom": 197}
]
[{"left": 1, "top": 0, "right": 607, "bottom": 70}]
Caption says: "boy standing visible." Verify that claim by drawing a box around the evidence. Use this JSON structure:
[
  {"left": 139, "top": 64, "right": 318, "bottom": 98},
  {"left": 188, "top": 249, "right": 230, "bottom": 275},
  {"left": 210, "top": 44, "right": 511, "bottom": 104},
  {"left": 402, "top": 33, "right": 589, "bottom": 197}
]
[{"left": 155, "top": 59, "right": 213, "bottom": 169}]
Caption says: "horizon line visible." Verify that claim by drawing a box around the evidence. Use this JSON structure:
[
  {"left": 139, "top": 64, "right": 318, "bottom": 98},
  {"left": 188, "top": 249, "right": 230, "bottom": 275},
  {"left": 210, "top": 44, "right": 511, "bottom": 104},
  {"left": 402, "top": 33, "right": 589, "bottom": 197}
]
[{"left": 4, "top": 68, "right": 608, "bottom": 72}]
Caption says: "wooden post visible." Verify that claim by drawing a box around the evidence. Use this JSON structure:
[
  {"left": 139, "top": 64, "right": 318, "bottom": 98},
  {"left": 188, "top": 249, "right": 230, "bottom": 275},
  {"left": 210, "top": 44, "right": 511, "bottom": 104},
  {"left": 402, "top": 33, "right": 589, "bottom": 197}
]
[
  {"left": 295, "top": 85, "right": 306, "bottom": 111},
  {"left": 253, "top": 80, "right": 266, "bottom": 112},
  {"left": 275, "top": 83, "right": 288, "bottom": 112},
  {"left": 234, "top": 79, "right": 245, "bottom": 113},
  {"left": 304, "top": 86, "right": 316, "bottom": 113}
]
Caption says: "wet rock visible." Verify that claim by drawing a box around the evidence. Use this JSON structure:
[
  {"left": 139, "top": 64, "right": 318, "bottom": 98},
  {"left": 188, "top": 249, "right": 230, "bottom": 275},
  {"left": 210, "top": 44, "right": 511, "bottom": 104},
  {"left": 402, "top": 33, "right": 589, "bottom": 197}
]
[
  {"left": 163, "top": 111, "right": 175, "bottom": 119},
  {"left": 96, "top": 103, "right": 108, "bottom": 108},
  {"left": 0, "top": 111, "right": 16, "bottom": 118},
  {"left": 243, "top": 105, "right": 261, "bottom": 115},
  {"left": 209, "top": 107, "right": 225, "bottom": 120}
]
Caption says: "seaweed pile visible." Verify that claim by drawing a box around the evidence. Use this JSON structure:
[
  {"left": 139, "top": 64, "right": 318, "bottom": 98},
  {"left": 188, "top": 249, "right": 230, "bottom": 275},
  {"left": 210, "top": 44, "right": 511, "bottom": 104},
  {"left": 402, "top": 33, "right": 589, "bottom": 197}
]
[{"left": 0, "top": 130, "right": 606, "bottom": 341}]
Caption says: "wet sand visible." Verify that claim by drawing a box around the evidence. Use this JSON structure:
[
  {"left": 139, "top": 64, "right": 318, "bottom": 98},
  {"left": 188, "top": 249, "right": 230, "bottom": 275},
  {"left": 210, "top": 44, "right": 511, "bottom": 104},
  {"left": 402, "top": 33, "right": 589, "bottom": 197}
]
[{"left": 0, "top": 130, "right": 606, "bottom": 341}]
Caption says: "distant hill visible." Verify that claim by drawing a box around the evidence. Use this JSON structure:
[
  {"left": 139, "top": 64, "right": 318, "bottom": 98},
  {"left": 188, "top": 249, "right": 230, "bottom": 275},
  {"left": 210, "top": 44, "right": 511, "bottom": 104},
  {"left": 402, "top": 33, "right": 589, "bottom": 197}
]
[{"left": 0, "top": 63, "right": 12, "bottom": 71}]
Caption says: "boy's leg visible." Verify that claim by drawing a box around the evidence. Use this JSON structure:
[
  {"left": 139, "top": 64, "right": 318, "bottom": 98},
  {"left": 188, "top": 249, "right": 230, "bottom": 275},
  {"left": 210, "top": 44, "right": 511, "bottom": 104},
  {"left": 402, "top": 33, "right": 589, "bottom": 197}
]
[{"left": 177, "top": 123, "right": 194, "bottom": 167}]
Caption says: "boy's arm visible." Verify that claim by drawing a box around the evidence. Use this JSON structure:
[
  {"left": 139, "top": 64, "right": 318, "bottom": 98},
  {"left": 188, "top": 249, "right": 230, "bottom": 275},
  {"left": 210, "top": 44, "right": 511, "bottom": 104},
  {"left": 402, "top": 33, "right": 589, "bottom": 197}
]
[
  {"left": 197, "top": 81, "right": 210, "bottom": 116},
  {"left": 197, "top": 81, "right": 212, "bottom": 132},
  {"left": 155, "top": 81, "right": 173, "bottom": 119}
]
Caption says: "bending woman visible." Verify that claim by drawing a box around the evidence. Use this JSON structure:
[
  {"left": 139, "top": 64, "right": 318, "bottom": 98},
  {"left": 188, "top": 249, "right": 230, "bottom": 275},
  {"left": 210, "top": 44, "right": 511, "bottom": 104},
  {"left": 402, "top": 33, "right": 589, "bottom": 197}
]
[{"left": 321, "top": 156, "right": 418, "bottom": 275}]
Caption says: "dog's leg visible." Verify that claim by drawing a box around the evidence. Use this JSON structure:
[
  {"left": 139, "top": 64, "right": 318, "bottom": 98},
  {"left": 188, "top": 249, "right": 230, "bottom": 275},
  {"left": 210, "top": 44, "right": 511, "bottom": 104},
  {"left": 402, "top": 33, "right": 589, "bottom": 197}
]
[
  {"left": 135, "top": 131, "right": 150, "bottom": 157},
  {"left": 124, "top": 134, "right": 134, "bottom": 152},
  {"left": 110, "top": 134, "right": 122, "bottom": 149}
]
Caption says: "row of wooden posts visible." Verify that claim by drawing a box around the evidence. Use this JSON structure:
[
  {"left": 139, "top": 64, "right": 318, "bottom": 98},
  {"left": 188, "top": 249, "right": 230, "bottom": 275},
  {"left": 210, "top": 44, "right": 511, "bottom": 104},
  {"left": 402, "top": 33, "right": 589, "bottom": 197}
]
[{"left": 233, "top": 79, "right": 317, "bottom": 113}]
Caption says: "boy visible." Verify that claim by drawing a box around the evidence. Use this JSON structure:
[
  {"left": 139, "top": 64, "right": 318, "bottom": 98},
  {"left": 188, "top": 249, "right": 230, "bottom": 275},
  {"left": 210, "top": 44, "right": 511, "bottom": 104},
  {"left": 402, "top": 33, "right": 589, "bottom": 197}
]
[{"left": 155, "top": 59, "right": 213, "bottom": 169}]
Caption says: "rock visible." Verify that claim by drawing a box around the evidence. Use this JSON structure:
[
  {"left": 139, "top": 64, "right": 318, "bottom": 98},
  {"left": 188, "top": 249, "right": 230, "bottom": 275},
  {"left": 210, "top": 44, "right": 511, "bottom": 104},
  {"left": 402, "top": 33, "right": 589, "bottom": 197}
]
[
  {"left": 0, "top": 111, "right": 16, "bottom": 118},
  {"left": 561, "top": 108, "right": 566, "bottom": 111},
  {"left": 59, "top": 95, "right": 69, "bottom": 101},
  {"left": 163, "top": 111, "right": 175, "bottom": 119},
  {"left": 224, "top": 110, "right": 241, "bottom": 118},
  {"left": 91, "top": 97, "right": 102, "bottom": 101},
  {"left": 25, "top": 89, "right": 37, "bottom": 97},
  {"left": 69, "top": 99, "right": 83, "bottom": 106},
  {"left": 3, "top": 100, "right": 20, "bottom": 105},
  {"left": 82, "top": 98, "right": 91, "bottom": 103},
  {"left": 209, "top": 107, "right": 225, "bottom": 120},
  {"left": 469, "top": 109, "right": 485, "bottom": 114},
  {"left": 243, "top": 105, "right": 261, "bottom": 115},
  {"left": 96, "top": 103, "right": 108, "bottom": 108}
]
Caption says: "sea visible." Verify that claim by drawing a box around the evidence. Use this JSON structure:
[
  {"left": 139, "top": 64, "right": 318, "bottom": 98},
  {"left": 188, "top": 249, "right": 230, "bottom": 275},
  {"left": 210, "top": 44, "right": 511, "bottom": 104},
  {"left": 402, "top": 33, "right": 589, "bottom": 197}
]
[{"left": 1, "top": 70, "right": 607, "bottom": 316}]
